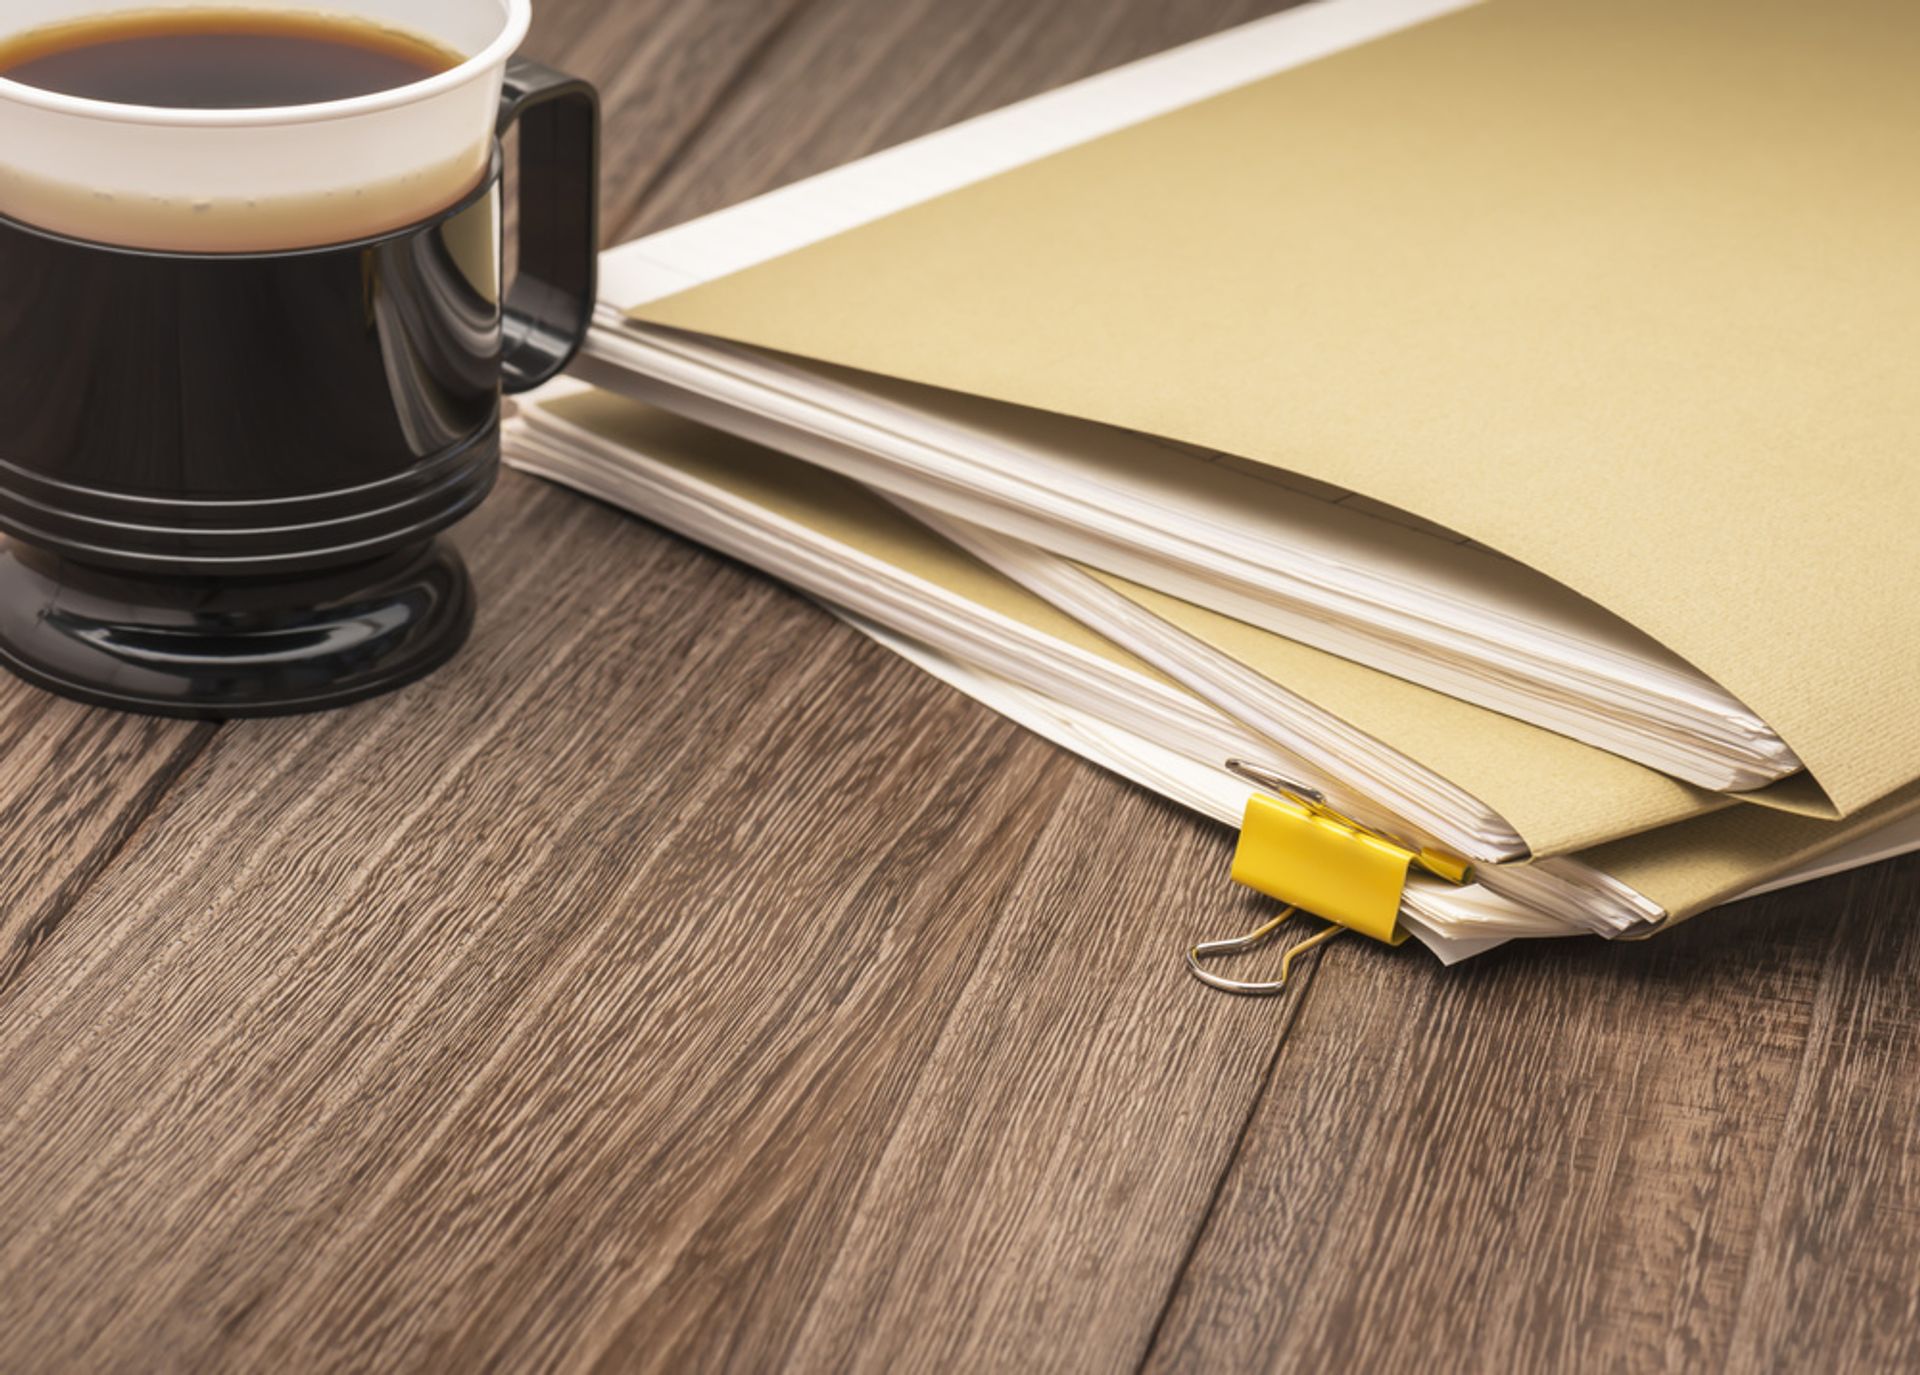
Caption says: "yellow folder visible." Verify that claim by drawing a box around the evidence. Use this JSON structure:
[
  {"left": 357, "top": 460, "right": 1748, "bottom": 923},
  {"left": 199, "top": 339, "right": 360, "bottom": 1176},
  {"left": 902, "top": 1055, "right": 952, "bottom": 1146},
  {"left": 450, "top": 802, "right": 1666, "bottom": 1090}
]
[{"left": 633, "top": 0, "right": 1920, "bottom": 821}]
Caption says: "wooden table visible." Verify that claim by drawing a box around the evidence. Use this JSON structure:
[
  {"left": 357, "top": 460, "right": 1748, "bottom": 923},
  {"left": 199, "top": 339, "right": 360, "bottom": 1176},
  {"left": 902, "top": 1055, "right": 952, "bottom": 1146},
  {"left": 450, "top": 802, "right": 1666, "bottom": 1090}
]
[{"left": 4, "top": 2, "right": 1918, "bottom": 1369}]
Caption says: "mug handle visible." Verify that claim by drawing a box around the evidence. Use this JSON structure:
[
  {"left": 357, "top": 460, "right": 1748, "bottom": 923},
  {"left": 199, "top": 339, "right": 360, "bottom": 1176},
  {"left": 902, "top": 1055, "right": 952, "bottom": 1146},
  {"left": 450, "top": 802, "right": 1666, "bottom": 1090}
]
[{"left": 497, "top": 57, "right": 600, "bottom": 394}]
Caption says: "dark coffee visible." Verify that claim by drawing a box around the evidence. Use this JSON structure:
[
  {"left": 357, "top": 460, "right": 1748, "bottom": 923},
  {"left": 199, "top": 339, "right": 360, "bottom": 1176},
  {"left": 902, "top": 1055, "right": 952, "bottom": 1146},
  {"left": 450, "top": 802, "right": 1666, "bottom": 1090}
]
[{"left": 0, "top": 10, "right": 461, "bottom": 109}]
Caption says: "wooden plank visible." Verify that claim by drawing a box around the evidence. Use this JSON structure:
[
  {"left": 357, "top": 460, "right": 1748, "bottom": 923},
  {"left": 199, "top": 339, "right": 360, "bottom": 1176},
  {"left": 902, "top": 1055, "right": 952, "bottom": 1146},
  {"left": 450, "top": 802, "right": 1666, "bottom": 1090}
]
[
  {"left": 0, "top": 473, "right": 1300, "bottom": 1372},
  {"left": 767, "top": 779, "right": 1304, "bottom": 1375},
  {"left": 621, "top": 0, "right": 1300, "bottom": 234},
  {"left": 523, "top": 0, "right": 814, "bottom": 244},
  {"left": 1144, "top": 857, "right": 1920, "bottom": 1372},
  {"left": 1722, "top": 858, "right": 1920, "bottom": 1370},
  {"left": 0, "top": 676, "right": 213, "bottom": 996},
  {"left": 0, "top": 475, "right": 1052, "bottom": 1369}
]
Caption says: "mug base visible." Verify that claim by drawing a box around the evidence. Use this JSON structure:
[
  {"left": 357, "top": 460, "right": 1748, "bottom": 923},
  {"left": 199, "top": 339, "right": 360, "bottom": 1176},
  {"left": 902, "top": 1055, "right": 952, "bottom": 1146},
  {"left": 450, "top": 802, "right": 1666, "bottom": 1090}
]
[{"left": 0, "top": 539, "right": 473, "bottom": 720}]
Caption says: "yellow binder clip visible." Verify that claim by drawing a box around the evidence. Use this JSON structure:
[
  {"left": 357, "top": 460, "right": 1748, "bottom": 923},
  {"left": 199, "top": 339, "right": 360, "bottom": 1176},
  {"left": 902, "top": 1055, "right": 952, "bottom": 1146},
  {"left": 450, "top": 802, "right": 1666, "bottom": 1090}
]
[{"left": 1185, "top": 761, "right": 1471, "bottom": 995}]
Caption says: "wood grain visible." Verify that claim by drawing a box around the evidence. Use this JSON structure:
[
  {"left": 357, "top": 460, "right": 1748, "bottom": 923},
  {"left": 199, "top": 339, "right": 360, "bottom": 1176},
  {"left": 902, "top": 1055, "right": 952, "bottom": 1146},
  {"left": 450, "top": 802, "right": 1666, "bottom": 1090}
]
[
  {"left": 622, "top": 0, "right": 1294, "bottom": 235},
  {"left": 0, "top": 682, "right": 211, "bottom": 994},
  {"left": 0, "top": 478, "right": 1071, "bottom": 1369},
  {"left": 2, "top": 0, "right": 1918, "bottom": 1371},
  {"left": 1145, "top": 856, "right": 1920, "bottom": 1373},
  {"left": 522, "top": 0, "right": 814, "bottom": 244}
]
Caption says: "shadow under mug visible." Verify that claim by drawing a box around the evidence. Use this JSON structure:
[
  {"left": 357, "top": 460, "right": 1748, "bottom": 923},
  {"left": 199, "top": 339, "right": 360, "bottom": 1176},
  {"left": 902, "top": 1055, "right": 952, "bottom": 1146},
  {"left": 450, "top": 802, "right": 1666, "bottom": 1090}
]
[{"left": 0, "top": 57, "right": 598, "bottom": 718}]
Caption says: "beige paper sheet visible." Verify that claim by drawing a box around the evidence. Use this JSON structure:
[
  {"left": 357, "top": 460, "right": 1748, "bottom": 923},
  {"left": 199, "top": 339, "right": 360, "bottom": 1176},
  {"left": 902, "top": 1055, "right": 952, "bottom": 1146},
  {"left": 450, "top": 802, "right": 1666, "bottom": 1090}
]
[
  {"left": 545, "top": 390, "right": 1731, "bottom": 859},
  {"left": 543, "top": 391, "right": 1147, "bottom": 675},
  {"left": 1592, "top": 779, "right": 1920, "bottom": 925},
  {"left": 1097, "top": 573, "right": 1735, "bottom": 859},
  {"left": 635, "top": 0, "right": 1920, "bottom": 819}
]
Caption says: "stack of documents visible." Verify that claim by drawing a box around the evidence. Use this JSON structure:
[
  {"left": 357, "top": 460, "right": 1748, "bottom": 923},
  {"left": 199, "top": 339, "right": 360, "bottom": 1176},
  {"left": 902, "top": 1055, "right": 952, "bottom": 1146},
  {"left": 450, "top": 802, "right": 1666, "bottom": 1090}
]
[{"left": 509, "top": 0, "right": 1920, "bottom": 965}]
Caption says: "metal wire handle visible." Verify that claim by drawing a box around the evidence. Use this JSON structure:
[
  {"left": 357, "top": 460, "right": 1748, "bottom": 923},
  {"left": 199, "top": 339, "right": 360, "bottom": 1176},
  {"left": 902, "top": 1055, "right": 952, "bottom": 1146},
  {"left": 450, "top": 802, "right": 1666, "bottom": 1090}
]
[{"left": 1184, "top": 906, "right": 1346, "bottom": 995}]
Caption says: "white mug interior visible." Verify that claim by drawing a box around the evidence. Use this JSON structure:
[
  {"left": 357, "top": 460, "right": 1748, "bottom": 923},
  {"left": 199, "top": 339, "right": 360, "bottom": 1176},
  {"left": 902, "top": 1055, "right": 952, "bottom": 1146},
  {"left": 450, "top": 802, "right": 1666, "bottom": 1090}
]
[{"left": 0, "top": 0, "right": 532, "bottom": 251}]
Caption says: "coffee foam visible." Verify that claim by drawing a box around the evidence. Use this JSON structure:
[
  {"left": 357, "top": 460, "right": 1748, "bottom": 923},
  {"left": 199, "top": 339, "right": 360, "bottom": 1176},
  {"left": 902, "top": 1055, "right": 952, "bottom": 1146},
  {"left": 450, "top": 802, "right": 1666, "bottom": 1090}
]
[
  {"left": 0, "top": 2, "right": 517, "bottom": 256},
  {"left": 0, "top": 140, "right": 488, "bottom": 251}
]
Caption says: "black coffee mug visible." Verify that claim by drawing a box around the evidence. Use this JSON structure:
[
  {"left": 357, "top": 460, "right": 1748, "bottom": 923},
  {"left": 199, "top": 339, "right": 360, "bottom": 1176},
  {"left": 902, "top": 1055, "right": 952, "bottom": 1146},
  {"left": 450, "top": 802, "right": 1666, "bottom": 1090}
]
[{"left": 0, "top": 10, "right": 597, "bottom": 717}]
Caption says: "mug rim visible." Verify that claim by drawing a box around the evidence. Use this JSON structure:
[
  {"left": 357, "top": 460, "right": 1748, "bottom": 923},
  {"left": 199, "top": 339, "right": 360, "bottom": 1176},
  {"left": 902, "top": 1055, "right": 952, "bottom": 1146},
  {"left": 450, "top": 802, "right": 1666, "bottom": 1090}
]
[{"left": 0, "top": 0, "right": 532, "bottom": 127}]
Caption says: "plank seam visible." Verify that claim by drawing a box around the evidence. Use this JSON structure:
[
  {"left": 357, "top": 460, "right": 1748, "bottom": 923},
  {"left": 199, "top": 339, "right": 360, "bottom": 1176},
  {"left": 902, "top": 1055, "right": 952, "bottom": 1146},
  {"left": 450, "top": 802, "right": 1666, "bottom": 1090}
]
[
  {"left": 1132, "top": 944, "right": 1330, "bottom": 1372},
  {"left": 760, "top": 748, "right": 1090, "bottom": 1364},
  {"left": 0, "top": 721, "right": 220, "bottom": 998},
  {"left": 606, "top": 0, "right": 824, "bottom": 240}
]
